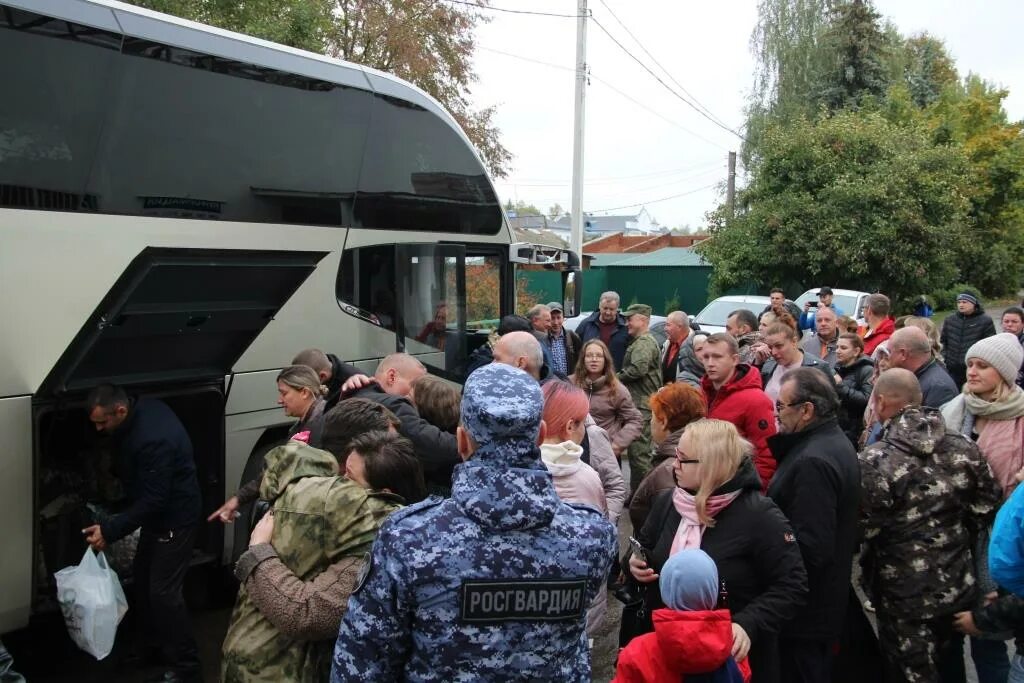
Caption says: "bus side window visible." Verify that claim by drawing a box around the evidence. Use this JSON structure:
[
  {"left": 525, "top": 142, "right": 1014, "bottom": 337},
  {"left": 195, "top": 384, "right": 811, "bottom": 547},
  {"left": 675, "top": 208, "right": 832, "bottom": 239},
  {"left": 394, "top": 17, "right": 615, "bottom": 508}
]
[{"left": 338, "top": 246, "right": 397, "bottom": 331}]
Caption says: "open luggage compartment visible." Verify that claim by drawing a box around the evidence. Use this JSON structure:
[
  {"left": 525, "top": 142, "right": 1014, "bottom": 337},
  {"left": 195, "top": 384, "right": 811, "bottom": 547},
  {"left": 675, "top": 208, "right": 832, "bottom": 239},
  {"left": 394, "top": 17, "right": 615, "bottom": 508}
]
[{"left": 33, "top": 385, "right": 225, "bottom": 607}]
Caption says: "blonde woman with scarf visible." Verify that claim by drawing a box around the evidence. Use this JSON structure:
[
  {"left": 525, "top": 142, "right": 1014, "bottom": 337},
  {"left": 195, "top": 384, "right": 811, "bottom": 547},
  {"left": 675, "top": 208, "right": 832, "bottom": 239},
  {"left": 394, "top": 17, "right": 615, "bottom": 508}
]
[
  {"left": 942, "top": 333, "right": 1024, "bottom": 682},
  {"left": 627, "top": 419, "right": 808, "bottom": 683}
]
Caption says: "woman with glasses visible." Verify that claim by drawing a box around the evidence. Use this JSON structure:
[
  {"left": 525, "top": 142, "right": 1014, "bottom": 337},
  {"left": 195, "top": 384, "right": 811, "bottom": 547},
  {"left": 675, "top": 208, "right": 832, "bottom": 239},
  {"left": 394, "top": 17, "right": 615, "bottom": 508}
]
[
  {"left": 627, "top": 419, "right": 808, "bottom": 683},
  {"left": 572, "top": 339, "right": 644, "bottom": 460}
]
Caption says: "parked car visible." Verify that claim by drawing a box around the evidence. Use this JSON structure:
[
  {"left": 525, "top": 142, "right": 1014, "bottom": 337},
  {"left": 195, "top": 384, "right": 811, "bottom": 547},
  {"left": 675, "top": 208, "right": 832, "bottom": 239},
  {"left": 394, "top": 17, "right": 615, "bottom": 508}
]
[
  {"left": 690, "top": 295, "right": 772, "bottom": 335},
  {"left": 563, "top": 312, "right": 668, "bottom": 347},
  {"left": 793, "top": 288, "right": 870, "bottom": 326}
]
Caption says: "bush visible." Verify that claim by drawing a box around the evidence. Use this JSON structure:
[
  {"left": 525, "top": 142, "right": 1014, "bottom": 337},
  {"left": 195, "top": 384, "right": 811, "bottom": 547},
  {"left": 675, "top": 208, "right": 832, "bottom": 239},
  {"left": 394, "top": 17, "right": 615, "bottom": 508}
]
[{"left": 929, "top": 283, "right": 983, "bottom": 311}]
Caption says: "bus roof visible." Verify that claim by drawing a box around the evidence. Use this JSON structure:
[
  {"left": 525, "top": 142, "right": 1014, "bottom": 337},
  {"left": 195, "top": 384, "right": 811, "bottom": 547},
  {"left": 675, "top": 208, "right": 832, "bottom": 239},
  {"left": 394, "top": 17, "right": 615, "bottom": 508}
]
[{"left": 7, "top": 0, "right": 477, "bottom": 151}]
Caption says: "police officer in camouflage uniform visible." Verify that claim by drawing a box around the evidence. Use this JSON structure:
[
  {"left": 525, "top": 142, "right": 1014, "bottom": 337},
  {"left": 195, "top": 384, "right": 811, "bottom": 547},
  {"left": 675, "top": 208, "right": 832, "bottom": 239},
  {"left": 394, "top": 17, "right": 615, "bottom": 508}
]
[
  {"left": 859, "top": 368, "right": 1002, "bottom": 683},
  {"left": 330, "top": 363, "right": 617, "bottom": 682},
  {"left": 618, "top": 303, "right": 663, "bottom": 492}
]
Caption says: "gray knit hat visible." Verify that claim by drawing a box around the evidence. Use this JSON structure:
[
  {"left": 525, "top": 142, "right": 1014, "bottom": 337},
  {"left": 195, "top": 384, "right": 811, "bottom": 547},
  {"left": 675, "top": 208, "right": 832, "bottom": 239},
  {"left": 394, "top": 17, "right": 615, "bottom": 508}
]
[{"left": 966, "top": 333, "right": 1024, "bottom": 388}]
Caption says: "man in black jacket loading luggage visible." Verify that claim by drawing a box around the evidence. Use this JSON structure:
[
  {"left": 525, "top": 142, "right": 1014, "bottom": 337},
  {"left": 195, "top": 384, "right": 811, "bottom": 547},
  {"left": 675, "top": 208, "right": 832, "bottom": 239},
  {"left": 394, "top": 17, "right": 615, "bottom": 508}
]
[
  {"left": 766, "top": 368, "right": 860, "bottom": 683},
  {"left": 82, "top": 385, "right": 202, "bottom": 682}
]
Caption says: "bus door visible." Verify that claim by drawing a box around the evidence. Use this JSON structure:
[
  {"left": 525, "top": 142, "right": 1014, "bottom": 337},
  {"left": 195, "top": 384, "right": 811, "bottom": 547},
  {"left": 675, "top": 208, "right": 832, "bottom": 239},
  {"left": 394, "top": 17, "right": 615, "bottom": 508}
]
[{"left": 394, "top": 243, "right": 467, "bottom": 379}]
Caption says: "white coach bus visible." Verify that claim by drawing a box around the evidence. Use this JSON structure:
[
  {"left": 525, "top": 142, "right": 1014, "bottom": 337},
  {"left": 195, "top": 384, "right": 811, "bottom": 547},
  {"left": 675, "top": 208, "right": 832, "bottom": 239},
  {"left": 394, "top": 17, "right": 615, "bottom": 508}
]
[{"left": 0, "top": 0, "right": 580, "bottom": 633}]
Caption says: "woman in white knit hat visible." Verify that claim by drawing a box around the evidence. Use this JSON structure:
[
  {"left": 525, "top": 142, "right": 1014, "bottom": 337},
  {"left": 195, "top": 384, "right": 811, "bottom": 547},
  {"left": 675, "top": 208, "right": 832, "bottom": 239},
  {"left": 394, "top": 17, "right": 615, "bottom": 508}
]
[
  {"left": 942, "top": 332, "right": 1024, "bottom": 497},
  {"left": 942, "top": 332, "right": 1024, "bottom": 680}
]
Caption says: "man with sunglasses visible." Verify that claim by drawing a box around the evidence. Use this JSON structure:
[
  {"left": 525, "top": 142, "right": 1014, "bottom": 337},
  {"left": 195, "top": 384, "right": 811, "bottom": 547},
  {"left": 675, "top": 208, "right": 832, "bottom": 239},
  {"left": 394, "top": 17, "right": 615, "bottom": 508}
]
[{"left": 766, "top": 368, "right": 860, "bottom": 683}]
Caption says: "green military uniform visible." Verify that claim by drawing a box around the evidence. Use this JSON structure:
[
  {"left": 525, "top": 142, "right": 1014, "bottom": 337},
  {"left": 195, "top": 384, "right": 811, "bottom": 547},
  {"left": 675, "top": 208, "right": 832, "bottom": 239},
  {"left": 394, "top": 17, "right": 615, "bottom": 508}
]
[
  {"left": 221, "top": 441, "right": 402, "bottom": 683},
  {"left": 859, "top": 406, "right": 1002, "bottom": 683},
  {"left": 617, "top": 304, "right": 663, "bottom": 493}
]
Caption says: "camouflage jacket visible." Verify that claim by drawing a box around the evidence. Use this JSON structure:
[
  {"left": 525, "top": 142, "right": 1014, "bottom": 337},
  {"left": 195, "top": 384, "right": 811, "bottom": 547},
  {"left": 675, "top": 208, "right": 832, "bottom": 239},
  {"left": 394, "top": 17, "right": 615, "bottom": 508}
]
[
  {"left": 330, "top": 441, "right": 618, "bottom": 682},
  {"left": 617, "top": 332, "right": 662, "bottom": 412},
  {"left": 859, "top": 406, "right": 1002, "bottom": 619},
  {"left": 222, "top": 442, "right": 401, "bottom": 683}
]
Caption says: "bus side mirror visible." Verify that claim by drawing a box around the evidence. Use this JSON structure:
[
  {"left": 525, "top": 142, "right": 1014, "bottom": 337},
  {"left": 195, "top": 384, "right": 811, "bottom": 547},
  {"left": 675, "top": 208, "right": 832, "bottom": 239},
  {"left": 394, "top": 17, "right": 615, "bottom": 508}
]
[{"left": 562, "top": 271, "right": 581, "bottom": 317}]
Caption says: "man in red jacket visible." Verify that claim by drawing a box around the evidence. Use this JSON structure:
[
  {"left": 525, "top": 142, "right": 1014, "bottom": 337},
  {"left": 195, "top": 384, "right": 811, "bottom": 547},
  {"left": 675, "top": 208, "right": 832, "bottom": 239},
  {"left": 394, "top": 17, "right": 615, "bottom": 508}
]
[
  {"left": 862, "top": 293, "right": 895, "bottom": 356},
  {"left": 699, "top": 333, "right": 778, "bottom": 489}
]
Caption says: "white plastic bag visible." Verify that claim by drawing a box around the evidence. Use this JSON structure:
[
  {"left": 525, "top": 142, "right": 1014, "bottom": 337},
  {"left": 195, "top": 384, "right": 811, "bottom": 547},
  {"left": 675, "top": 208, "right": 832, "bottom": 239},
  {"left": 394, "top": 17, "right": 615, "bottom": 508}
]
[{"left": 54, "top": 549, "right": 129, "bottom": 660}]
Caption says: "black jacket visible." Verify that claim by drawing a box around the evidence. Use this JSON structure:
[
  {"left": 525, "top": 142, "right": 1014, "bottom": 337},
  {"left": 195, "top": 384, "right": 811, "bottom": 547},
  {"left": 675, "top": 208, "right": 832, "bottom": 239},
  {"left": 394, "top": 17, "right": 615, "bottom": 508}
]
[
  {"left": 760, "top": 351, "right": 833, "bottom": 387},
  {"left": 636, "top": 458, "right": 808, "bottom": 683},
  {"left": 941, "top": 307, "right": 996, "bottom": 380},
  {"left": 348, "top": 383, "right": 461, "bottom": 489},
  {"left": 576, "top": 311, "right": 630, "bottom": 370},
  {"left": 766, "top": 418, "right": 860, "bottom": 642},
  {"left": 974, "top": 593, "right": 1024, "bottom": 651},
  {"left": 102, "top": 398, "right": 201, "bottom": 543},
  {"left": 915, "top": 358, "right": 959, "bottom": 409},
  {"left": 835, "top": 357, "right": 873, "bottom": 445},
  {"left": 324, "top": 352, "right": 356, "bottom": 411}
]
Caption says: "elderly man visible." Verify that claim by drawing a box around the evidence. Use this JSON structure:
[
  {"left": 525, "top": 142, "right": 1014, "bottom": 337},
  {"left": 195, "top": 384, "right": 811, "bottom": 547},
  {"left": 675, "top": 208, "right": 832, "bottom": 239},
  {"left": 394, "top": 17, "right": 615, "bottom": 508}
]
[
  {"left": 767, "top": 368, "right": 860, "bottom": 682},
  {"left": 862, "top": 293, "right": 895, "bottom": 356},
  {"left": 660, "top": 310, "right": 691, "bottom": 384},
  {"left": 886, "top": 327, "right": 958, "bottom": 408},
  {"left": 801, "top": 306, "right": 840, "bottom": 366},
  {"left": 617, "top": 304, "right": 662, "bottom": 492},
  {"left": 859, "top": 369, "right": 1001, "bottom": 683},
  {"left": 545, "top": 301, "right": 581, "bottom": 376},
  {"left": 759, "top": 323, "right": 832, "bottom": 403},
  {"left": 330, "top": 363, "right": 616, "bottom": 682},
  {"left": 576, "top": 291, "right": 630, "bottom": 370},
  {"left": 799, "top": 287, "right": 844, "bottom": 332}
]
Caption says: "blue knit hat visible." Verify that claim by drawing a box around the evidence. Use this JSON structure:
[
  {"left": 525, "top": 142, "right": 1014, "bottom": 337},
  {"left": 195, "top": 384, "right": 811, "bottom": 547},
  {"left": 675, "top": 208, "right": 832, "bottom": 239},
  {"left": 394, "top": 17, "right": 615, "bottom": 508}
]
[
  {"left": 660, "top": 549, "right": 719, "bottom": 611},
  {"left": 461, "top": 363, "right": 543, "bottom": 445}
]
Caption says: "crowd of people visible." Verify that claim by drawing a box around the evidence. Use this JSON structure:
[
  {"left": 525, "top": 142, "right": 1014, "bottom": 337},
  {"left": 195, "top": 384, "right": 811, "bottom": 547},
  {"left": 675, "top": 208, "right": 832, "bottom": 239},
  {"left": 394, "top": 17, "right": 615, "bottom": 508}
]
[{"left": 50, "top": 285, "right": 1024, "bottom": 683}]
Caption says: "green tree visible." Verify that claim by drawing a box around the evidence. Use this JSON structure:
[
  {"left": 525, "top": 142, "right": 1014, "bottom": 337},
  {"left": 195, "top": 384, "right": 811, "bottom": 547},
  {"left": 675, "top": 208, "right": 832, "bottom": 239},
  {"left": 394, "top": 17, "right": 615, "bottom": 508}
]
[
  {"left": 504, "top": 199, "right": 543, "bottom": 216},
  {"left": 815, "top": 0, "right": 892, "bottom": 111},
  {"left": 548, "top": 203, "right": 565, "bottom": 218},
  {"left": 926, "top": 77, "right": 1024, "bottom": 294},
  {"left": 697, "top": 111, "right": 970, "bottom": 301},
  {"left": 128, "top": 0, "right": 512, "bottom": 178},
  {"left": 898, "top": 33, "right": 958, "bottom": 108}
]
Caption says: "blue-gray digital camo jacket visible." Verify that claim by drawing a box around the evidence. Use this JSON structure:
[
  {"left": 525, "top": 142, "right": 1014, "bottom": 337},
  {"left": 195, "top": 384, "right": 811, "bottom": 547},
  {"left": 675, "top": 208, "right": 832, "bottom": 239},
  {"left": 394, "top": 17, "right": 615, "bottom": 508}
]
[{"left": 330, "top": 445, "right": 617, "bottom": 682}]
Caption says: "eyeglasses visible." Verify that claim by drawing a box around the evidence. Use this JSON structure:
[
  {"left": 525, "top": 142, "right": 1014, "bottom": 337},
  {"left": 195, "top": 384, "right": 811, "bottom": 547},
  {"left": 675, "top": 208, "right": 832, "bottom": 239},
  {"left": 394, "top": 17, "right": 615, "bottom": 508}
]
[
  {"left": 775, "top": 400, "right": 807, "bottom": 412},
  {"left": 674, "top": 448, "right": 700, "bottom": 465}
]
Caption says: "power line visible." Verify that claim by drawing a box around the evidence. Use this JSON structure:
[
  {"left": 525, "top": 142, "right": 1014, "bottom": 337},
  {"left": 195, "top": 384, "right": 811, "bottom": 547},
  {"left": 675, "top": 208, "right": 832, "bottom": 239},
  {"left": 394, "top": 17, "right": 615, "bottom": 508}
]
[
  {"left": 441, "top": 0, "right": 582, "bottom": 18},
  {"left": 585, "top": 182, "right": 719, "bottom": 213},
  {"left": 507, "top": 160, "right": 724, "bottom": 187},
  {"left": 476, "top": 42, "right": 731, "bottom": 150},
  {"left": 589, "top": 73, "right": 730, "bottom": 150},
  {"left": 595, "top": 0, "right": 734, "bottom": 131},
  {"left": 476, "top": 45, "right": 575, "bottom": 72},
  {"left": 590, "top": 16, "right": 747, "bottom": 143},
  {"left": 509, "top": 158, "right": 723, "bottom": 184}
]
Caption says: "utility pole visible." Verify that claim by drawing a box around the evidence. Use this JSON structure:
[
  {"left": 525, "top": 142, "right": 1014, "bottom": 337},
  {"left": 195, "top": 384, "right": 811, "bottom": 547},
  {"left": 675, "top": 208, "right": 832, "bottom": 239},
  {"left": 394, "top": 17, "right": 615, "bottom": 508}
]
[
  {"left": 570, "top": 0, "right": 588, "bottom": 257},
  {"left": 726, "top": 151, "right": 736, "bottom": 220}
]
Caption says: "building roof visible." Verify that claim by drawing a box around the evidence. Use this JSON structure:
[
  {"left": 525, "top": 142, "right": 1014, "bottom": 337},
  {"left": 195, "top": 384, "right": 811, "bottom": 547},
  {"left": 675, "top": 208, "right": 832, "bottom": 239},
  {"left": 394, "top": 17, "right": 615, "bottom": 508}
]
[{"left": 590, "top": 247, "right": 707, "bottom": 267}]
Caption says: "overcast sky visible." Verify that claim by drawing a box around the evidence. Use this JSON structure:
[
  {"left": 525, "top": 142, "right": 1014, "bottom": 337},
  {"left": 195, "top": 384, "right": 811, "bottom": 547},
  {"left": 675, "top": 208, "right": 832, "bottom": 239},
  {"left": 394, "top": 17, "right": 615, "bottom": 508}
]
[{"left": 469, "top": 0, "right": 1024, "bottom": 230}]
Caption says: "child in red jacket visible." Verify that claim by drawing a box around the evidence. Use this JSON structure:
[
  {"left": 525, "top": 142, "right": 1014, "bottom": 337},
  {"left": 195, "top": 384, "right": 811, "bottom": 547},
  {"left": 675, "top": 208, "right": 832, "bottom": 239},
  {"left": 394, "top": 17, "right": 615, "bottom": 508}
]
[{"left": 614, "top": 549, "right": 751, "bottom": 683}]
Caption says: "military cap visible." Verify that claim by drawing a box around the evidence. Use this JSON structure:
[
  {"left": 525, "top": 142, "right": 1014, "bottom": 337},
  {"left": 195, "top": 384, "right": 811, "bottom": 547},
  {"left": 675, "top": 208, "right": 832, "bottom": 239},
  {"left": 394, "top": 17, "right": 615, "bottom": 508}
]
[
  {"left": 623, "top": 303, "right": 652, "bottom": 318},
  {"left": 461, "top": 363, "right": 543, "bottom": 444}
]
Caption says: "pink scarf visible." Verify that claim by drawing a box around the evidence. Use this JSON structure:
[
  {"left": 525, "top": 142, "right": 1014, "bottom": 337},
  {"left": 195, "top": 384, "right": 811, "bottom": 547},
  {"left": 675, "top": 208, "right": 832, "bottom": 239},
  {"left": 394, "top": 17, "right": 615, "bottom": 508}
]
[{"left": 670, "top": 487, "right": 742, "bottom": 556}]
